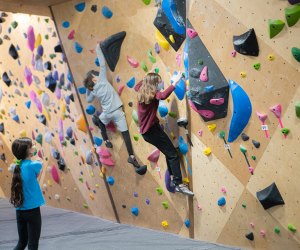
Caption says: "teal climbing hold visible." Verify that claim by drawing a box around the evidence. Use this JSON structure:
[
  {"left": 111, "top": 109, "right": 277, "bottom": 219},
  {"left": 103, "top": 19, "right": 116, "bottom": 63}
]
[
  {"left": 86, "top": 105, "right": 96, "bottom": 115},
  {"left": 102, "top": 6, "right": 113, "bottom": 19},
  {"left": 268, "top": 19, "right": 285, "bottom": 39},
  {"left": 126, "top": 77, "right": 135, "bottom": 88},
  {"left": 285, "top": 4, "right": 300, "bottom": 27},
  {"left": 74, "top": 42, "right": 83, "bottom": 53},
  {"left": 107, "top": 176, "right": 115, "bottom": 185},
  {"left": 75, "top": 2, "right": 86, "bottom": 12},
  {"left": 62, "top": 21, "right": 70, "bottom": 28},
  {"left": 295, "top": 101, "right": 300, "bottom": 118},
  {"left": 131, "top": 207, "right": 139, "bottom": 216},
  {"left": 240, "top": 145, "right": 247, "bottom": 153},
  {"left": 36, "top": 134, "right": 43, "bottom": 145},
  {"left": 291, "top": 47, "right": 300, "bottom": 62}
]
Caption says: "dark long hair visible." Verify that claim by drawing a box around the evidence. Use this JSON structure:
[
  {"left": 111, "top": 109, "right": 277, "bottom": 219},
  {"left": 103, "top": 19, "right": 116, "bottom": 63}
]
[{"left": 10, "top": 137, "right": 32, "bottom": 208}]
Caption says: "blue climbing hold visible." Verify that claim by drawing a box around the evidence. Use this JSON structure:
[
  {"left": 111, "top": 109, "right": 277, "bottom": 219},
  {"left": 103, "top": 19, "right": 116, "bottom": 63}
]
[
  {"left": 184, "top": 219, "right": 190, "bottom": 228},
  {"left": 78, "top": 86, "right": 86, "bottom": 94},
  {"left": 62, "top": 21, "right": 70, "bottom": 28},
  {"left": 37, "top": 45, "right": 44, "bottom": 56},
  {"left": 218, "top": 196, "right": 226, "bottom": 206},
  {"left": 228, "top": 80, "right": 252, "bottom": 143},
  {"left": 126, "top": 77, "right": 135, "bottom": 88},
  {"left": 162, "top": 0, "right": 185, "bottom": 35},
  {"left": 178, "top": 136, "right": 188, "bottom": 155},
  {"left": 102, "top": 6, "right": 113, "bottom": 19},
  {"left": 204, "top": 85, "right": 215, "bottom": 92},
  {"left": 183, "top": 40, "right": 189, "bottom": 81},
  {"left": 74, "top": 42, "right": 83, "bottom": 53},
  {"left": 66, "top": 127, "right": 73, "bottom": 138},
  {"left": 95, "top": 57, "right": 100, "bottom": 67},
  {"left": 75, "top": 2, "right": 86, "bottom": 12},
  {"left": 86, "top": 105, "right": 96, "bottom": 115},
  {"left": 12, "top": 115, "right": 19, "bottom": 123},
  {"left": 174, "top": 78, "right": 185, "bottom": 100},
  {"left": 25, "top": 101, "right": 31, "bottom": 109},
  {"left": 131, "top": 207, "right": 139, "bottom": 216},
  {"left": 68, "top": 72, "right": 73, "bottom": 82},
  {"left": 107, "top": 176, "right": 115, "bottom": 185},
  {"left": 93, "top": 136, "right": 103, "bottom": 146},
  {"left": 158, "top": 100, "right": 168, "bottom": 118}
]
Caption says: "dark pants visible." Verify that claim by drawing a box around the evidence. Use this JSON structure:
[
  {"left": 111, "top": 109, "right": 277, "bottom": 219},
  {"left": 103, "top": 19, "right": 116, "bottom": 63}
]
[
  {"left": 142, "top": 123, "right": 182, "bottom": 185},
  {"left": 14, "top": 207, "right": 41, "bottom": 250}
]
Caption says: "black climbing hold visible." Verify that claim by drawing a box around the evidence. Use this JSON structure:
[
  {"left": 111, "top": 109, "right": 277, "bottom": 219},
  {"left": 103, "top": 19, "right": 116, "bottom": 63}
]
[
  {"left": 54, "top": 44, "right": 63, "bottom": 53},
  {"left": 45, "top": 73, "right": 57, "bottom": 92},
  {"left": 245, "top": 232, "right": 254, "bottom": 241},
  {"left": 0, "top": 153, "right": 5, "bottom": 161},
  {"left": 0, "top": 17, "right": 5, "bottom": 23},
  {"left": 9, "top": 44, "right": 19, "bottom": 59},
  {"left": 153, "top": 0, "right": 186, "bottom": 51},
  {"left": 241, "top": 133, "right": 249, "bottom": 141},
  {"left": 2, "top": 72, "right": 11, "bottom": 86},
  {"left": 256, "top": 182, "right": 285, "bottom": 210},
  {"left": 190, "top": 68, "right": 201, "bottom": 78},
  {"left": 233, "top": 28, "right": 259, "bottom": 57},
  {"left": 57, "top": 157, "right": 66, "bottom": 171},
  {"left": 122, "top": 204, "right": 126, "bottom": 208},
  {"left": 91, "top": 4, "right": 97, "bottom": 12},
  {"left": 0, "top": 12, "right": 8, "bottom": 17},
  {"left": 252, "top": 140, "right": 260, "bottom": 148},
  {"left": 69, "top": 94, "right": 74, "bottom": 102},
  {"left": 0, "top": 123, "right": 4, "bottom": 134},
  {"left": 44, "top": 61, "right": 52, "bottom": 71},
  {"left": 37, "top": 114, "right": 46, "bottom": 125},
  {"left": 70, "top": 138, "right": 75, "bottom": 145},
  {"left": 128, "top": 102, "right": 133, "bottom": 107},
  {"left": 100, "top": 31, "right": 126, "bottom": 72},
  {"left": 53, "top": 150, "right": 60, "bottom": 160}
]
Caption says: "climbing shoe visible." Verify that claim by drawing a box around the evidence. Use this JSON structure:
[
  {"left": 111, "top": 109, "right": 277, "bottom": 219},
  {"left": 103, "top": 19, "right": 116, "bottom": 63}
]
[
  {"left": 175, "top": 184, "right": 194, "bottom": 196},
  {"left": 128, "top": 156, "right": 147, "bottom": 175},
  {"left": 105, "top": 140, "right": 113, "bottom": 148}
]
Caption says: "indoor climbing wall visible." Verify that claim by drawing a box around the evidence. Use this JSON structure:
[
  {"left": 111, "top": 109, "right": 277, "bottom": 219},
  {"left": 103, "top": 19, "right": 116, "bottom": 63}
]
[
  {"left": 51, "top": 0, "right": 192, "bottom": 235},
  {"left": 0, "top": 11, "right": 116, "bottom": 221},
  {"left": 188, "top": 0, "right": 300, "bottom": 249}
]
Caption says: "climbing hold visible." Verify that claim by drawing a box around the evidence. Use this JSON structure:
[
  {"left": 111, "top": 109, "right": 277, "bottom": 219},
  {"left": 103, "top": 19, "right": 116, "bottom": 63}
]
[
  {"left": 76, "top": 114, "right": 87, "bottom": 133},
  {"left": 62, "top": 21, "right": 70, "bottom": 28},
  {"left": 11, "top": 21, "right": 18, "bottom": 29},
  {"left": 154, "top": 42, "right": 160, "bottom": 54},
  {"left": 259, "top": 230, "right": 266, "bottom": 237},
  {"left": 9, "top": 44, "right": 18, "bottom": 59},
  {"left": 240, "top": 71, "right": 246, "bottom": 78},
  {"left": 288, "top": 224, "right": 297, "bottom": 232},
  {"left": 190, "top": 68, "right": 201, "bottom": 78},
  {"left": 102, "top": 6, "right": 113, "bottom": 18},
  {"left": 274, "top": 227, "right": 280, "bottom": 234},
  {"left": 178, "top": 136, "right": 188, "bottom": 155},
  {"left": 207, "top": 124, "right": 216, "bottom": 132},
  {"left": 162, "top": 0, "right": 185, "bottom": 35},
  {"left": 148, "top": 149, "right": 160, "bottom": 163},
  {"left": 142, "top": 0, "right": 151, "bottom": 5},
  {"left": 161, "top": 220, "right": 168, "bottom": 228},
  {"left": 187, "top": 28, "right": 198, "bottom": 39},
  {"left": 291, "top": 47, "right": 300, "bottom": 62},
  {"left": 268, "top": 54, "right": 275, "bottom": 61},
  {"left": 241, "top": 133, "right": 249, "bottom": 141},
  {"left": 228, "top": 80, "right": 252, "bottom": 143},
  {"left": 162, "top": 201, "right": 169, "bottom": 209},
  {"left": 132, "top": 110, "right": 139, "bottom": 125},
  {"left": 91, "top": 4, "right": 97, "bottom": 12},
  {"left": 210, "top": 98, "right": 224, "bottom": 106},
  {"left": 74, "top": 42, "right": 83, "bottom": 53},
  {"left": 184, "top": 219, "right": 190, "bottom": 228},
  {"left": 86, "top": 151, "right": 93, "bottom": 165},
  {"left": 12, "top": 115, "right": 20, "bottom": 123},
  {"left": 54, "top": 44, "right": 62, "bottom": 53},
  {"left": 240, "top": 145, "right": 247, "bottom": 154},
  {"left": 256, "top": 182, "right": 285, "bottom": 209},
  {"left": 165, "top": 169, "right": 175, "bottom": 193},
  {"left": 174, "top": 77, "right": 186, "bottom": 100},
  {"left": 93, "top": 136, "right": 102, "bottom": 146},
  {"left": 78, "top": 86, "right": 86, "bottom": 94},
  {"left": 200, "top": 66, "right": 208, "bottom": 82},
  {"left": 68, "top": 30, "right": 75, "bottom": 40},
  {"left": 242, "top": 203, "right": 247, "bottom": 208},
  {"left": 36, "top": 134, "right": 43, "bottom": 145},
  {"left": 83, "top": 203, "right": 88, "bottom": 209},
  {"left": 27, "top": 26, "right": 35, "bottom": 52},
  {"left": 37, "top": 45, "right": 44, "bottom": 56},
  {"left": 145, "top": 198, "right": 150, "bottom": 205},
  {"left": 86, "top": 105, "right": 96, "bottom": 115},
  {"left": 281, "top": 128, "right": 290, "bottom": 135},
  {"left": 75, "top": 2, "right": 86, "bottom": 12},
  {"left": 245, "top": 232, "right": 254, "bottom": 241},
  {"left": 156, "top": 187, "right": 163, "bottom": 195},
  {"left": 141, "top": 61, "right": 148, "bottom": 72},
  {"left": 158, "top": 101, "right": 168, "bottom": 117},
  {"left": 203, "top": 147, "right": 212, "bottom": 156},
  {"left": 0, "top": 123, "right": 4, "bottom": 134},
  {"left": 268, "top": 19, "right": 285, "bottom": 39},
  {"left": 253, "top": 63, "right": 261, "bottom": 70},
  {"left": 107, "top": 176, "right": 115, "bottom": 185},
  {"left": 147, "top": 49, "right": 156, "bottom": 63},
  {"left": 270, "top": 104, "right": 282, "bottom": 119},
  {"left": 133, "top": 135, "right": 139, "bottom": 141},
  {"left": 218, "top": 197, "right": 226, "bottom": 206},
  {"left": 169, "top": 34, "right": 175, "bottom": 43},
  {"left": 155, "top": 30, "right": 170, "bottom": 50},
  {"left": 131, "top": 207, "right": 139, "bottom": 216},
  {"left": 285, "top": 4, "right": 300, "bottom": 27},
  {"left": 2, "top": 72, "right": 11, "bottom": 86},
  {"left": 295, "top": 101, "right": 300, "bottom": 117},
  {"left": 127, "top": 56, "right": 139, "bottom": 68},
  {"left": 126, "top": 77, "right": 135, "bottom": 88},
  {"left": 35, "top": 33, "right": 42, "bottom": 48},
  {"left": 24, "top": 66, "right": 32, "bottom": 85},
  {"left": 231, "top": 50, "right": 237, "bottom": 57},
  {"left": 51, "top": 165, "right": 60, "bottom": 184},
  {"left": 233, "top": 28, "right": 259, "bottom": 56},
  {"left": 251, "top": 156, "right": 256, "bottom": 160}
]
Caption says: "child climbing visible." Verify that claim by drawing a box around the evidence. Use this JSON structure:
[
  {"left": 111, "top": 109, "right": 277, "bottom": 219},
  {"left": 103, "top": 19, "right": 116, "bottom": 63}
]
[
  {"left": 84, "top": 42, "right": 147, "bottom": 175},
  {"left": 137, "top": 72, "right": 194, "bottom": 196},
  {"left": 10, "top": 137, "right": 45, "bottom": 250}
]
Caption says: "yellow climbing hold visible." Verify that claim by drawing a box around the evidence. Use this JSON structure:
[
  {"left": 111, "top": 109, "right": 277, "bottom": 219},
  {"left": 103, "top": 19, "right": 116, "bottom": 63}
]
[
  {"left": 35, "top": 33, "right": 42, "bottom": 48},
  {"left": 19, "top": 130, "right": 27, "bottom": 137},
  {"left": 166, "top": 98, "right": 170, "bottom": 103},
  {"left": 99, "top": 172, "right": 103, "bottom": 178},
  {"left": 42, "top": 107, "right": 50, "bottom": 121},
  {"left": 89, "top": 193, "right": 95, "bottom": 200},
  {"left": 162, "top": 220, "right": 169, "bottom": 228},
  {"left": 170, "top": 132, "right": 176, "bottom": 140},
  {"left": 183, "top": 177, "right": 190, "bottom": 184},
  {"left": 169, "top": 34, "right": 175, "bottom": 43},
  {"left": 95, "top": 184, "right": 100, "bottom": 188},
  {"left": 76, "top": 114, "right": 88, "bottom": 133},
  {"left": 155, "top": 30, "right": 170, "bottom": 50},
  {"left": 47, "top": 180, "right": 52, "bottom": 187},
  {"left": 240, "top": 71, "right": 246, "bottom": 78},
  {"left": 203, "top": 147, "right": 212, "bottom": 156},
  {"left": 60, "top": 101, "right": 66, "bottom": 120},
  {"left": 186, "top": 79, "right": 189, "bottom": 86},
  {"left": 268, "top": 54, "right": 275, "bottom": 61},
  {"left": 36, "top": 89, "right": 43, "bottom": 95},
  {"left": 207, "top": 123, "right": 217, "bottom": 132}
]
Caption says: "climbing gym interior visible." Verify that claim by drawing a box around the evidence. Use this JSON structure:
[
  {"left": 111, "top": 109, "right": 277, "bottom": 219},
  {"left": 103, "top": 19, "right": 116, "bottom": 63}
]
[{"left": 0, "top": 0, "right": 299, "bottom": 249}]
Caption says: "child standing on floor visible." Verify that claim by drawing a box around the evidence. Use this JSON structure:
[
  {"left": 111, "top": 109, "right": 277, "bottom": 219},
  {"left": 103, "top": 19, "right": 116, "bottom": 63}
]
[
  {"left": 10, "top": 137, "right": 45, "bottom": 250},
  {"left": 83, "top": 42, "right": 147, "bottom": 175},
  {"left": 137, "top": 72, "right": 194, "bottom": 196}
]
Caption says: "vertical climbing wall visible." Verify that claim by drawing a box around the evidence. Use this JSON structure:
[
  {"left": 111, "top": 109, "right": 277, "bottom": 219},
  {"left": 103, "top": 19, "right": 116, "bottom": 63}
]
[
  {"left": 0, "top": 11, "right": 116, "bottom": 220},
  {"left": 188, "top": 0, "right": 300, "bottom": 249}
]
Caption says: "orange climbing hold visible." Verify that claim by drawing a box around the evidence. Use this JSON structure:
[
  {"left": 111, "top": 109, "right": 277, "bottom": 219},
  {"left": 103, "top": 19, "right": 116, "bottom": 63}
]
[{"left": 76, "top": 114, "right": 88, "bottom": 133}]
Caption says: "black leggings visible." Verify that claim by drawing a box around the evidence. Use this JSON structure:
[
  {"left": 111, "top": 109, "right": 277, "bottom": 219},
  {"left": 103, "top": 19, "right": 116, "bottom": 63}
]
[
  {"left": 14, "top": 207, "right": 41, "bottom": 250},
  {"left": 142, "top": 123, "right": 182, "bottom": 185}
]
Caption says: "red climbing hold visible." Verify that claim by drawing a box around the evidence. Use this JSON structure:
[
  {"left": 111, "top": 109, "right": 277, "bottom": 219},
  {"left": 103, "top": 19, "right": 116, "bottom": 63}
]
[{"left": 127, "top": 56, "right": 139, "bottom": 68}]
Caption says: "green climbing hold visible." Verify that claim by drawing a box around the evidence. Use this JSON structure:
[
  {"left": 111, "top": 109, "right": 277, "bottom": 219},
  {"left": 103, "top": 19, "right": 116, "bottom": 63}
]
[
  {"left": 198, "top": 59, "right": 203, "bottom": 65},
  {"left": 141, "top": 61, "right": 148, "bottom": 72},
  {"left": 291, "top": 47, "right": 300, "bottom": 63},
  {"left": 285, "top": 4, "right": 300, "bottom": 27},
  {"left": 154, "top": 67, "right": 159, "bottom": 74},
  {"left": 132, "top": 110, "right": 139, "bottom": 125},
  {"left": 45, "top": 18, "right": 49, "bottom": 23},
  {"left": 240, "top": 145, "right": 247, "bottom": 153},
  {"left": 156, "top": 187, "right": 163, "bottom": 195},
  {"left": 36, "top": 134, "right": 43, "bottom": 145},
  {"left": 74, "top": 151, "right": 78, "bottom": 156},
  {"left": 162, "top": 201, "right": 169, "bottom": 209},
  {"left": 61, "top": 141, "right": 67, "bottom": 146},
  {"left": 168, "top": 112, "right": 177, "bottom": 118},
  {"left": 133, "top": 135, "right": 139, "bottom": 141},
  {"left": 49, "top": 54, "right": 56, "bottom": 59},
  {"left": 142, "top": 0, "right": 151, "bottom": 5},
  {"left": 148, "top": 48, "right": 156, "bottom": 63},
  {"left": 45, "top": 157, "right": 48, "bottom": 161},
  {"left": 281, "top": 128, "right": 290, "bottom": 135},
  {"left": 79, "top": 177, "right": 83, "bottom": 183},
  {"left": 274, "top": 227, "right": 280, "bottom": 234},
  {"left": 288, "top": 223, "right": 297, "bottom": 232},
  {"left": 251, "top": 156, "right": 256, "bottom": 161},
  {"left": 45, "top": 34, "right": 49, "bottom": 40},
  {"left": 83, "top": 203, "right": 89, "bottom": 208},
  {"left": 295, "top": 101, "right": 300, "bottom": 118},
  {"left": 242, "top": 203, "right": 247, "bottom": 208},
  {"left": 11, "top": 21, "right": 18, "bottom": 29},
  {"left": 268, "top": 19, "right": 285, "bottom": 39},
  {"left": 253, "top": 63, "right": 261, "bottom": 70},
  {"left": 218, "top": 131, "right": 225, "bottom": 139}
]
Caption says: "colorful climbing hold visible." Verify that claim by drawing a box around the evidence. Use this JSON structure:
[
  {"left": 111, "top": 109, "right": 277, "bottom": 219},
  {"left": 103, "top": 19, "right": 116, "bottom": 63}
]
[
  {"left": 207, "top": 124, "right": 216, "bottom": 132},
  {"left": 127, "top": 56, "right": 139, "bottom": 68},
  {"left": 161, "top": 220, "right": 168, "bottom": 228},
  {"left": 141, "top": 61, "right": 148, "bottom": 72},
  {"left": 184, "top": 219, "right": 191, "bottom": 228},
  {"left": 281, "top": 128, "right": 290, "bottom": 135},
  {"left": 288, "top": 224, "right": 297, "bottom": 232},
  {"left": 162, "top": 201, "right": 169, "bottom": 209},
  {"left": 285, "top": 4, "right": 300, "bottom": 27},
  {"left": 253, "top": 63, "right": 261, "bottom": 70},
  {"left": 240, "top": 71, "right": 246, "bottom": 78},
  {"left": 147, "top": 48, "right": 156, "bottom": 63},
  {"left": 156, "top": 187, "right": 163, "bottom": 195},
  {"left": 295, "top": 101, "right": 300, "bottom": 118},
  {"left": 126, "top": 77, "right": 135, "bottom": 88},
  {"left": 155, "top": 30, "right": 170, "bottom": 50},
  {"left": 142, "top": 0, "right": 151, "bottom": 5},
  {"left": 291, "top": 47, "right": 300, "bottom": 62},
  {"left": 203, "top": 147, "right": 212, "bottom": 156},
  {"left": 200, "top": 66, "right": 208, "bottom": 82},
  {"left": 107, "top": 176, "right": 115, "bottom": 185},
  {"left": 268, "top": 19, "right": 285, "bottom": 39},
  {"left": 218, "top": 197, "right": 226, "bottom": 206},
  {"left": 74, "top": 42, "right": 83, "bottom": 53},
  {"left": 131, "top": 207, "right": 139, "bottom": 216},
  {"left": 268, "top": 54, "right": 275, "bottom": 61},
  {"left": 102, "top": 6, "right": 113, "bottom": 18},
  {"left": 274, "top": 227, "right": 280, "bottom": 234},
  {"left": 75, "top": 2, "right": 86, "bottom": 12}
]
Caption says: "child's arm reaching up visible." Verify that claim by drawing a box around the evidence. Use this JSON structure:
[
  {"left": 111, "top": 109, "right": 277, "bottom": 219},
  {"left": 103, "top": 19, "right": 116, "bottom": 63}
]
[{"left": 96, "top": 43, "right": 108, "bottom": 82}]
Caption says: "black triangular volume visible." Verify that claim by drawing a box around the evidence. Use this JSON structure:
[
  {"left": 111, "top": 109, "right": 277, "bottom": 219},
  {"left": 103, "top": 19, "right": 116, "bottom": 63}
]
[
  {"left": 45, "top": 73, "right": 57, "bottom": 93},
  {"left": 153, "top": 0, "right": 186, "bottom": 51},
  {"left": 100, "top": 31, "right": 126, "bottom": 72},
  {"left": 245, "top": 232, "right": 254, "bottom": 241},
  {"left": 2, "top": 72, "right": 11, "bottom": 86},
  {"left": 69, "top": 94, "right": 74, "bottom": 102},
  {"left": 0, "top": 123, "right": 4, "bottom": 134},
  {"left": 256, "top": 182, "right": 285, "bottom": 210},
  {"left": 233, "top": 28, "right": 259, "bottom": 56},
  {"left": 54, "top": 44, "right": 63, "bottom": 53},
  {"left": 0, "top": 17, "right": 5, "bottom": 23},
  {"left": 44, "top": 61, "right": 52, "bottom": 71},
  {"left": 9, "top": 44, "right": 19, "bottom": 59},
  {"left": 187, "top": 20, "right": 229, "bottom": 122},
  {"left": 37, "top": 115, "right": 47, "bottom": 125}
]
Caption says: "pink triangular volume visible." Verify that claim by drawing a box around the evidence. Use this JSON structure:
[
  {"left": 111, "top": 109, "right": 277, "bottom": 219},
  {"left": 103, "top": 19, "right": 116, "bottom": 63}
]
[{"left": 51, "top": 165, "right": 60, "bottom": 184}]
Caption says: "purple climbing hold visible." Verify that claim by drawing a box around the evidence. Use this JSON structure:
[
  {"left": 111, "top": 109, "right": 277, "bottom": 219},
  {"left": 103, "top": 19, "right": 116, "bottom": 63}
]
[
  {"left": 154, "top": 42, "right": 160, "bottom": 54},
  {"left": 288, "top": 0, "right": 300, "bottom": 4},
  {"left": 37, "top": 45, "right": 44, "bottom": 56},
  {"left": 165, "top": 169, "right": 175, "bottom": 193},
  {"left": 145, "top": 198, "right": 150, "bottom": 205},
  {"left": 27, "top": 26, "right": 35, "bottom": 52},
  {"left": 133, "top": 192, "right": 138, "bottom": 197},
  {"left": 24, "top": 66, "right": 32, "bottom": 86}
]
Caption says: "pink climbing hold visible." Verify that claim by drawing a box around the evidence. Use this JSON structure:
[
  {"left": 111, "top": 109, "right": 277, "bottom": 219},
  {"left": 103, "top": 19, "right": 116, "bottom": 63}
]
[
  {"left": 96, "top": 146, "right": 111, "bottom": 158},
  {"left": 221, "top": 186, "right": 227, "bottom": 194},
  {"left": 269, "top": 104, "right": 282, "bottom": 119},
  {"left": 29, "top": 91, "right": 37, "bottom": 101},
  {"left": 117, "top": 84, "right": 125, "bottom": 95},
  {"left": 190, "top": 101, "right": 215, "bottom": 119},
  {"left": 260, "top": 230, "right": 266, "bottom": 237},
  {"left": 210, "top": 98, "right": 224, "bottom": 105},
  {"left": 250, "top": 222, "right": 255, "bottom": 228},
  {"left": 147, "top": 149, "right": 160, "bottom": 163},
  {"left": 248, "top": 166, "right": 254, "bottom": 175},
  {"left": 176, "top": 52, "right": 181, "bottom": 67},
  {"left": 27, "top": 26, "right": 35, "bottom": 52},
  {"left": 231, "top": 50, "right": 237, "bottom": 57},
  {"left": 68, "top": 30, "right": 75, "bottom": 40},
  {"left": 55, "top": 87, "right": 61, "bottom": 100},
  {"left": 100, "top": 157, "right": 115, "bottom": 166},
  {"left": 187, "top": 28, "right": 198, "bottom": 39},
  {"left": 198, "top": 130, "right": 203, "bottom": 136},
  {"left": 200, "top": 66, "right": 208, "bottom": 82},
  {"left": 24, "top": 66, "right": 32, "bottom": 86},
  {"left": 256, "top": 112, "right": 268, "bottom": 123},
  {"left": 51, "top": 165, "right": 60, "bottom": 184},
  {"left": 127, "top": 56, "right": 139, "bottom": 68}
]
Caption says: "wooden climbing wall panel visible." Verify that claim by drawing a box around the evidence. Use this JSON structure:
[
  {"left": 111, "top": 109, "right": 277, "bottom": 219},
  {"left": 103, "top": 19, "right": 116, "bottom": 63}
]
[{"left": 189, "top": 0, "right": 300, "bottom": 248}]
